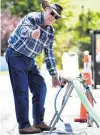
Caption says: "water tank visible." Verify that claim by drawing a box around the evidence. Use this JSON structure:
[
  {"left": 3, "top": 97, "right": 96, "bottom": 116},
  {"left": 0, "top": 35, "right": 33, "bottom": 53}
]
[{"left": 62, "top": 52, "right": 79, "bottom": 78}]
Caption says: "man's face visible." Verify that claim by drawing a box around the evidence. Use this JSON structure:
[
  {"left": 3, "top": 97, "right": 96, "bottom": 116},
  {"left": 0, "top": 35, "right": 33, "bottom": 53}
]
[{"left": 44, "top": 7, "right": 59, "bottom": 25}]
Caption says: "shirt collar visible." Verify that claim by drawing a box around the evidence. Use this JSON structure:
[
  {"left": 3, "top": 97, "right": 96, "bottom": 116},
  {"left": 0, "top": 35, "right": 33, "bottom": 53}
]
[
  {"left": 40, "top": 12, "right": 51, "bottom": 28},
  {"left": 39, "top": 12, "right": 45, "bottom": 27},
  {"left": 39, "top": 12, "right": 54, "bottom": 33}
]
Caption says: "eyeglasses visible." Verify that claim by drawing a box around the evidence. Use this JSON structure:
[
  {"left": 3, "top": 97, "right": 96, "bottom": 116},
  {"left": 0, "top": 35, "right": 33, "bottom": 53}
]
[{"left": 50, "top": 11, "right": 59, "bottom": 20}]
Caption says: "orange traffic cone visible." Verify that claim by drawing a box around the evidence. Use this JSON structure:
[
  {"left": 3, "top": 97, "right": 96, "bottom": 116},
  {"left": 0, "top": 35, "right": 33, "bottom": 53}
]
[
  {"left": 74, "top": 51, "right": 93, "bottom": 123},
  {"left": 83, "top": 51, "right": 91, "bottom": 85},
  {"left": 83, "top": 51, "right": 93, "bottom": 106}
]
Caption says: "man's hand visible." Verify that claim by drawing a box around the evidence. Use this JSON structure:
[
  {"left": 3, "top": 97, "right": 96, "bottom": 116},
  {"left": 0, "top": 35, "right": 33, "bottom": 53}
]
[
  {"left": 52, "top": 76, "right": 60, "bottom": 88},
  {"left": 31, "top": 26, "right": 40, "bottom": 39}
]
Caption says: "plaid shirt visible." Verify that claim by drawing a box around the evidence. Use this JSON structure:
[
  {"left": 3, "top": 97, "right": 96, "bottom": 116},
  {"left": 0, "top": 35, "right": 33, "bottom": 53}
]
[{"left": 8, "top": 12, "right": 57, "bottom": 76}]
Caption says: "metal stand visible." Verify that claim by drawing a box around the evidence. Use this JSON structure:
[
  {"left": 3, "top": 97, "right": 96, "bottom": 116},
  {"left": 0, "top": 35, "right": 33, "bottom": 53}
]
[
  {"left": 49, "top": 77, "right": 99, "bottom": 134},
  {"left": 49, "top": 79, "right": 74, "bottom": 134}
]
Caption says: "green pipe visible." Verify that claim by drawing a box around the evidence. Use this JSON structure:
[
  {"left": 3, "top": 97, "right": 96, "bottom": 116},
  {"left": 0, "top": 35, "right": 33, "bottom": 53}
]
[{"left": 73, "top": 79, "right": 100, "bottom": 125}]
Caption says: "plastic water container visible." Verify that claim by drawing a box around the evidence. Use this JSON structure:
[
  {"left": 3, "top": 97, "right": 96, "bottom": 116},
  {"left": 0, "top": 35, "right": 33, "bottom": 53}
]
[
  {"left": 62, "top": 52, "right": 79, "bottom": 78},
  {"left": 0, "top": 56, "right": 8, "bottom": 71}
]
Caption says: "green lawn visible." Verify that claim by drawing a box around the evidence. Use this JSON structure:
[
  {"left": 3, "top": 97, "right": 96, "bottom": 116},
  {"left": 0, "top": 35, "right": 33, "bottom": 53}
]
[{"left": 0, "top": 71, "right": 9, "bottom": 75}]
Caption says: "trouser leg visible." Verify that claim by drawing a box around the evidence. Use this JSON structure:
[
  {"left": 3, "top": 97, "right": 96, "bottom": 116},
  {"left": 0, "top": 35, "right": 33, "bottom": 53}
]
[
  {"left": 5, "top": 48, "right": 31, "bottom": 129},
  {"left": 28, "top": 62, "right": 47, "bottom": 124}
]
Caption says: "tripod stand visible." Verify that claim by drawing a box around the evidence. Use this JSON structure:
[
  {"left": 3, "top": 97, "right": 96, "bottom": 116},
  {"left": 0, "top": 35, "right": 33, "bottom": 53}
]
[{"left": 49, "top": 76, "right": 100, "bottom": 134}]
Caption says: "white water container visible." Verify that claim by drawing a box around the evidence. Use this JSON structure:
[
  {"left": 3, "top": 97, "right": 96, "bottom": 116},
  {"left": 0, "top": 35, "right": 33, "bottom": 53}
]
[
  {"left": 0, "top": 56, "right": 8, "bottom": 71},
  {"left": 62, "top": 52, "right": 79, "bottom": 78}
]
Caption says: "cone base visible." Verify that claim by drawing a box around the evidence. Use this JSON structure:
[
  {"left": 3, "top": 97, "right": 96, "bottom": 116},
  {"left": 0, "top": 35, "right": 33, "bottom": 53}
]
[{"left": 74, "top": 118, "right": 87, "bottom": 123}]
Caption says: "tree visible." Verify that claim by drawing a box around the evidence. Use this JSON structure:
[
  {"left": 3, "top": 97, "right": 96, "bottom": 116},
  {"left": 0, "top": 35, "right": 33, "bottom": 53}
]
[
  {"left": 72, "top": 7, "right": 100, "bottom": 68},
  {"left": 1, "top": 0, "right": 41, "bottom": 17},
  {"left": 1, "top": 12, "right": 20, "bottom": 55}
]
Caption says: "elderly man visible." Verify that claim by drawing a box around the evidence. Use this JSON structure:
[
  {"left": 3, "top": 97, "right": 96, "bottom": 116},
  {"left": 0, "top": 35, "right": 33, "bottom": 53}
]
[{"left": 5, "top": 1, "right": 63, "bottom": 134}]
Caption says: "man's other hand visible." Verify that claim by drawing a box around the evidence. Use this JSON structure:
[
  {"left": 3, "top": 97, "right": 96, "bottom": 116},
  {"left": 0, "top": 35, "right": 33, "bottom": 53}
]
[{"left": 52, "top": 76, "right": 60, "bottom": 88}]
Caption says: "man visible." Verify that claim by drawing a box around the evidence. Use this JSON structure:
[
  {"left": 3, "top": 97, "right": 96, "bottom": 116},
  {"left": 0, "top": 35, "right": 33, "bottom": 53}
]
[{"left": 5, "top": 2, "right": 63, "bottom": 134}]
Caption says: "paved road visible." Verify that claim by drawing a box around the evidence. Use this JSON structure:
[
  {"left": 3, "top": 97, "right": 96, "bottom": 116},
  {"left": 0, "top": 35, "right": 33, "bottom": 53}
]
[{"left": 0, "top": 73, "right": 100, "bottom": 135}]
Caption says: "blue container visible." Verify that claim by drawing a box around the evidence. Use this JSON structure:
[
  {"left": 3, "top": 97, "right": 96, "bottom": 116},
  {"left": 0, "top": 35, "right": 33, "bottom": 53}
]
[{"left": 0, "top": 56, "right": 8, "bottom": 71}]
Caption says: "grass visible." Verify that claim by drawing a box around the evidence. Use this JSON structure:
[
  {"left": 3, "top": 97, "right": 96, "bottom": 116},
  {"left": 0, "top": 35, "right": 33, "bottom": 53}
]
[{"left": 0, "top": 71, "right": 9, "bottom": 75}]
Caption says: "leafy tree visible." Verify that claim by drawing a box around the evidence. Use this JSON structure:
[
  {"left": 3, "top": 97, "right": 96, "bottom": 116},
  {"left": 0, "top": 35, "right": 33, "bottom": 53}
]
[
  {"left": 1, "top": 12, "right": 20, "bottom": 55},
  {"left": 72, "top": 7, "right": 100, "bottom": 68},
  {"left": 1, "top": 0, "right": 41, "bottom": 17}
]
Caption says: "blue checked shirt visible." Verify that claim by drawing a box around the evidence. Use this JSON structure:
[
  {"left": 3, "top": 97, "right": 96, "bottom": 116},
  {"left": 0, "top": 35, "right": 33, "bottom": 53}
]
[{"left": 8, "top": 12, "right": 57, "bottom": 76}]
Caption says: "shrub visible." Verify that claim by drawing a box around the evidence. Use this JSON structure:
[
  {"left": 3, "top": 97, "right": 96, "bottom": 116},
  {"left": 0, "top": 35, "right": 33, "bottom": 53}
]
[{"left": 1, "top": 12, "right": 20, "bottom": 55}]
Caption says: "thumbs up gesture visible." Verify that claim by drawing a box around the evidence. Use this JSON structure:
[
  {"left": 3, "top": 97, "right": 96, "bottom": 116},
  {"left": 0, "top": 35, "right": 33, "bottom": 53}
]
[{"left": 32, "top": 26, "right": 40, "bottom": 39}]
